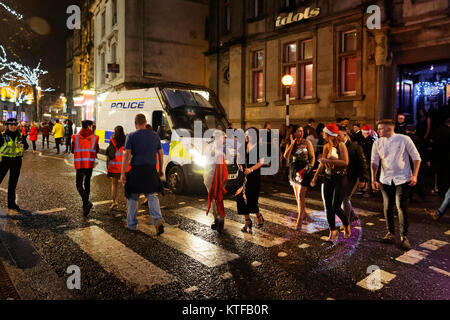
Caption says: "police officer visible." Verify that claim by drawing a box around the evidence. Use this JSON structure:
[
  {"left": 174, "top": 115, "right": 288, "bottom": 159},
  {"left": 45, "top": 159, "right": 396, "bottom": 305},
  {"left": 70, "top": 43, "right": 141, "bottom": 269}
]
[
  {"left": 0, "top": 118, "right": 29, "bottom": 212},
  {"left": 71, "top": 120, "right": 99, "bottom": 217}
]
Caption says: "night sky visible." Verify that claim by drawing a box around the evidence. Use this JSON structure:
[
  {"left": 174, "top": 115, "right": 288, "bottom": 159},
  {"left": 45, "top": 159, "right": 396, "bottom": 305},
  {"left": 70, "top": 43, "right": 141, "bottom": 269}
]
[{"left": 0, "top": 0, "right": 77, "bottom": 94}]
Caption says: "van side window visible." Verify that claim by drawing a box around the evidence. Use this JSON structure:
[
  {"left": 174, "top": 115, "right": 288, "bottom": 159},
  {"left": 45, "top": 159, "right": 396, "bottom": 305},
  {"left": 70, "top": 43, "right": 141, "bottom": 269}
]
[{"left": 152, "top": 111, "right": 171, "bottom": 140}]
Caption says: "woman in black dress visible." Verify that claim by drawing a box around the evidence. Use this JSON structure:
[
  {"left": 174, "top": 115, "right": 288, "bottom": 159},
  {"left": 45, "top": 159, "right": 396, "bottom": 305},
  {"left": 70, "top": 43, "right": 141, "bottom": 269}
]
[
  {"left": 238, "top": 127, "right": 265, "bottom": 234},
  {"left": 106, "top": 126, "right": 126, "bottom": 210},
  {"left": 284, "top": 125, "right": 315, "bottom": 230}
]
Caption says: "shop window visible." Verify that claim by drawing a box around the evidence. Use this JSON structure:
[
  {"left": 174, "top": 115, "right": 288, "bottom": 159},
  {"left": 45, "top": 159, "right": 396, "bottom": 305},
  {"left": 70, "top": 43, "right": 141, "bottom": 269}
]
[
  {"left": 339, "top": 30, "right": 357, "bottom": 95},
  {"left": 110, "top": 43, "right": 117, "bottom": 80},
  {"left": 282, "top": 39, "right": 314, "bottom": 99},
  {"left": 251, "top": 50, "right": 264, "bottom": 103}
]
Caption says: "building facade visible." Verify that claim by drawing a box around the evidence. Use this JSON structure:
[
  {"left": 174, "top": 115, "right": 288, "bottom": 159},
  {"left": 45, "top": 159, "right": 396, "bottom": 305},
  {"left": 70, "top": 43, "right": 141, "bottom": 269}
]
[
  {"left": 207, "top": 0, "right": 450, "bottom": 129},
  {"left": 92, "top": 0, "right": 210, "bottom": 101}
]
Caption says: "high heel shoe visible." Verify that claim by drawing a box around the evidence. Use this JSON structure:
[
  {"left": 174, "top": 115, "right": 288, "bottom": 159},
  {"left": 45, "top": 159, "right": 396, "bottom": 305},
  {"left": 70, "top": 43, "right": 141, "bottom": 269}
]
[
  {"left": 344, "top": 225, "right": 351, "bottom": 238},
  {"left": 326, "top": 229, "right": 339, "bottom": 242},
  {"left": 109, "top": 202, "right": 118, "bottom": 210},
  {"left": 256, "top": 214, "right": 264, "bottom": 228},
  {"left": 241, "top": 218, "right": 253, "bottom": 234}
]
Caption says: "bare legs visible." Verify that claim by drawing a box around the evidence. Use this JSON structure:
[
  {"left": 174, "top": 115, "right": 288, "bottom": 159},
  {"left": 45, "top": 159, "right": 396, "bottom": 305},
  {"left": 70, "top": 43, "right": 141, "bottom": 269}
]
[
  {"left": 293, "top": 185, "right": 308, "bottom": 230},
  {"left": 110, "top": 177, "right": 119, "bottom": 209}
]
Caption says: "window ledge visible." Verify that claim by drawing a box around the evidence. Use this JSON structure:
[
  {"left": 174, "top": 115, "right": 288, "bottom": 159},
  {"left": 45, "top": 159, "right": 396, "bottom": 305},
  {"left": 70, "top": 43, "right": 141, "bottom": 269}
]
[
  {"left": 331, "top": 94, "right": 364, "bottom": 102},
  {"left": 246, "top": 101, "right": 269, "bottom": 108},
  {"left": 274, "top": 98, "right": 319, "bottom": 106}
]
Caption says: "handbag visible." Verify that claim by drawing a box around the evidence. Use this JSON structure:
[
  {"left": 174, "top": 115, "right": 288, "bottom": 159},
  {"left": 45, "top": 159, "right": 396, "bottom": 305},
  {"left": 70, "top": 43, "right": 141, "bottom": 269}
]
[{"left": 224, "top": 168, "right": 245, "bottom": 197}]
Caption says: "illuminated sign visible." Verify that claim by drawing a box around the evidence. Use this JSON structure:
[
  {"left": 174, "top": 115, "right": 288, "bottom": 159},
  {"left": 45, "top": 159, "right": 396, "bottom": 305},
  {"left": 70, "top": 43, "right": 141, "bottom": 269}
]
[
  {"left": 111, "top": 101, "right": 144, "bottom": 109},
  {"left": 275, "top": 7, "right": 320, "bottom": 28}
]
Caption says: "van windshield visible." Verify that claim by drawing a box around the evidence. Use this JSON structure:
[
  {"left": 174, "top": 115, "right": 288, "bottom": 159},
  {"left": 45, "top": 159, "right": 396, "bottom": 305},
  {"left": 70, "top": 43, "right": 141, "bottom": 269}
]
[{"left": 161, "top": 88, "right": 228, "bottom": 132}]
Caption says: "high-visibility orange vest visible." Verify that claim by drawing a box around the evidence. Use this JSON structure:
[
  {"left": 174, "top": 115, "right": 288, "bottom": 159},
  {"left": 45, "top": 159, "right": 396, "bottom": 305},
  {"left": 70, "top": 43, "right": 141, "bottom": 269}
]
[
  {"left": 107, "top": 139, "right": 131, "bottom": 174},
  {"left": 72, "top": 133, "right": 98, "bottom": 169}
]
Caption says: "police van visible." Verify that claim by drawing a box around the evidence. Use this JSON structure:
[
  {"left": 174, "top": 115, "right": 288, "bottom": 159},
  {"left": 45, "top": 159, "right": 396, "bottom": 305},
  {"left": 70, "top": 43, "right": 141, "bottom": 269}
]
[{"left": 96, "top": 82, "right": 238, "bottom": 194}]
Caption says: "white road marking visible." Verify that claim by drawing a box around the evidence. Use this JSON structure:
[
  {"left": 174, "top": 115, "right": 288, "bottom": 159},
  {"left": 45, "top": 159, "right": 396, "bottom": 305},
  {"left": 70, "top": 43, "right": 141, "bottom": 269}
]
[
  {"left": 175, "top": 206, "right": 286, "bottom": 248},
  {"left": 138, "top": 210, "right": 147, "bottom": 213},
  {"left": 223, "top": 200, "right": 328, "bottom": 234},
  {"left": 354, "top": 226, "right": 362, "bottom": 230},
  {"left": 272, "top": 193, "right": 379, "bottom": 216},
  {"left": 419, "top": 239, "right": 448, "bottom": 251},
  {"left": 395, "top": 249, "right": 429, "bottom": 265},
  {"left": 184, "top": 286, "right": 199, "bottom": 293},
  {"left": 251, "top": 261, "right": 262, "bottom": 267},
  {"left": 429, "top": 266, "right": 450, "bottom": 277},
  {"left": 178, "top": 202, "right": 186, "bottom": 205},
  {"left": 64, "top": 159, "right": 71, "bottom": 166},
  {"left": 278, "top": 252, "right": 288, "bottom": 258},
  {"left": 66, "top": 226, "right": 175, "bottom": 293},
  {"left": 88, "top": 219, "right": 103, "bottom": 225},
  {"left": 379, "top": 219, "right": 386, "bottom": 222},
  {"left": 56, "top": 225, "right": 68, "bottom": 229},
  {"left": 221, "top": 272, "right": 232, "bottom": 280},
  {"left": 356, "top": 269, "right": 396, "bottom": 291},
  {"left": 136, "top": 216, "right": 238, "bottom": 268},
  {"left": 198, "top": 199, "right": 205, "bottom": 202},
  {"left": 320, "top": 236, "right": 329, "bottom": 241},
  {"left": 0, "top": 188, "right": 18, "bottom": 202},
  {"left": 34, "top": 208, "right": 66, "bottom": 215},
  {"left": 366, "top": 222, "right": 375, "bottom": 226},
  {"left": 298, "top": 243, "right": 310, "bottom": 249},
  {"left": 93, "top": 200, "right": 113, "bottom": 206},
  {"left": 445, "top": 230, "right": 450, "bottom": 235},
  {"left": 326, "top": 298, "right": 335, "bottom": 300}
]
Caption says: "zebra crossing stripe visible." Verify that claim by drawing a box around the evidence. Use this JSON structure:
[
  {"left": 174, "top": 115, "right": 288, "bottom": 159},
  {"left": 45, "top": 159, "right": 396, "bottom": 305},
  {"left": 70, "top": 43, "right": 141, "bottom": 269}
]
[
  {"left": 395, "top": 249, "right": 429, "bottom": 265},
  {"left": 34, "top": 208, "right": 66, "bottom": 214},
  {"left": 271, "top": 193, "right": 379, "bottom": 217},
  {"left": 175, "top": 207, "right": 286, "bottom": 248},
  {"left": 429, "top": 266, "right": 450, "bottom": 277},
  {"left": 222, "top": 200, "right": 327, "bottom": 233},
  {"left": 66, "top": 226, "right": 176, "bottom": 293},
  {"left": 136, "top": 216, "right": 239, "bottom": 268},
  {"left": 419, "top": 239, "right": 448, "bottom": 251},
  {"left": 93, "top": 200, "right": 113, "bottom": 206}
]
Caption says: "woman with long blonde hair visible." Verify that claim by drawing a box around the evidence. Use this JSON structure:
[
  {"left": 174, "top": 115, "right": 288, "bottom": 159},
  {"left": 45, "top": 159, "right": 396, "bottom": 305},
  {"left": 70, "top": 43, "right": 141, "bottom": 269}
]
[{"left": 311, "top": 123, "right": 351, "bottom": 242}]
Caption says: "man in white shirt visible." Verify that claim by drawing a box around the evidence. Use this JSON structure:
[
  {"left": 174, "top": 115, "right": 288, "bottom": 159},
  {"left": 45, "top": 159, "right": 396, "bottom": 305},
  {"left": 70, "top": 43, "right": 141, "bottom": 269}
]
[{"left": 371, "top": 119, "right": 421, "bottom": 251}]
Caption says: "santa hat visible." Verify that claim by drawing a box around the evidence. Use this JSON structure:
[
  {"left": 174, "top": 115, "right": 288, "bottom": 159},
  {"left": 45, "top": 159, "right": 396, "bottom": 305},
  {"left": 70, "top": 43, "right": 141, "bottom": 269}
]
[
  {"left": 323, "top": 123, "right": 339, "bottom": 137},
  {"left": 398, "top": 114, "right": 406, "bottom": 119},
  {"left": 362, "top": 125, "right": 371, "bottom": 134}
]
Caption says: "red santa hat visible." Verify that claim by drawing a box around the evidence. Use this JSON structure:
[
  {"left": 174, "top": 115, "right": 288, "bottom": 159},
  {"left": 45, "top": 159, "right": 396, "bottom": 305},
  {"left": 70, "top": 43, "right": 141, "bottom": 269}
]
[
  {"left": 323, "top": 123, "right": 339, "bottom": 137},
  {"left": 362, "top": 125, "right": 371, "bottom": 134},
  {"left": 398, "top": 114, "right": 406, "bottom": 119}
]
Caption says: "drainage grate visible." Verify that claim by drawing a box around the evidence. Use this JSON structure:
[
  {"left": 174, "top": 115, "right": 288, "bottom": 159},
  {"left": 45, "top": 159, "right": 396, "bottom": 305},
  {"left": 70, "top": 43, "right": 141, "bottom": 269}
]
[{"left": 0, "top": 260, "right": 20, "bottom": 300}]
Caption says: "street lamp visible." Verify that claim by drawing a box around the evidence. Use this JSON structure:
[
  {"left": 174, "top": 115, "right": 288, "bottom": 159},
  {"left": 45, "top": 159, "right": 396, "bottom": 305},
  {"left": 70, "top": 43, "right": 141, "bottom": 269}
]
[{"left": 282, "top": 74, "right": 294, "bottom": 126}]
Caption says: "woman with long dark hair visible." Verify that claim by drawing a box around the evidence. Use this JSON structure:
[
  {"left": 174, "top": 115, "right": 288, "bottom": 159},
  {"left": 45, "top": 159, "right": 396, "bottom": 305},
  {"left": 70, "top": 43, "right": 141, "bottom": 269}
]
[
  {"left": 106, "top": 126, "right": 127, "bottom": 210},
  {"left": 239, "top": 127, "right": 265, "bottom": 233},
  {"left": 284, "top": 125, "right": 315, "bottom": 229},
  {"left": 311, "top": 123, "right": 351, "bottom": 242}
]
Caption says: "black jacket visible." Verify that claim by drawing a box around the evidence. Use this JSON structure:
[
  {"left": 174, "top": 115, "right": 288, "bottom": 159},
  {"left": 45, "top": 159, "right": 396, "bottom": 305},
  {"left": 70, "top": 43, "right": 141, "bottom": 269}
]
[{"left": 346, "top": 140, "right": 368, "bottom": 182}]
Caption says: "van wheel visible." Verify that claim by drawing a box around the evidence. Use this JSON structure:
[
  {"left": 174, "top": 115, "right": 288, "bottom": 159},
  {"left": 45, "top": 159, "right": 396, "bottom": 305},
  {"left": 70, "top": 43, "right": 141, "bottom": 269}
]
[{"left": 167, "top": 166, "right": 185, "bottom": 194}]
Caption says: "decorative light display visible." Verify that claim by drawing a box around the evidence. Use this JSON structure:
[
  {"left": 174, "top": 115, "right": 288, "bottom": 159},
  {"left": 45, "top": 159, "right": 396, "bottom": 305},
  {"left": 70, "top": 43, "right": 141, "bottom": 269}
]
[
  {"left": 0, "top": 2, "right": 23, "bottom": 20},
  {"left": 414, "top": 80, "right": 448, "bottom": 97}
]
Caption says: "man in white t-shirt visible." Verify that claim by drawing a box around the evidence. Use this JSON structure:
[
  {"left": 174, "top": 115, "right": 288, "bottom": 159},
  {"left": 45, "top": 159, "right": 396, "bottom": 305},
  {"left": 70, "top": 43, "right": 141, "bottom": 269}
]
[{"left": 371, "top": 119, "right": 421, "bottom": 251}]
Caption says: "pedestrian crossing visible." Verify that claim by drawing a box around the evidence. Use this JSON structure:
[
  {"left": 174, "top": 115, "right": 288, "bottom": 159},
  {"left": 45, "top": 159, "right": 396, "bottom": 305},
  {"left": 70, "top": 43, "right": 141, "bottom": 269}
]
[
  {"left": 66, "top": 226, "right": 176, "bottom": 293},
  {"left": 175, "top": 206, "right": 287, "bottom": 248}
]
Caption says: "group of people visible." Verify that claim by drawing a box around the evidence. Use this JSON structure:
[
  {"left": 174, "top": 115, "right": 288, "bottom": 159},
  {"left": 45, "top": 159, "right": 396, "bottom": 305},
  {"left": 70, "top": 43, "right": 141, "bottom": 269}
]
[{"left": 0, "top": 104, "right": 448, "bottom": 250}]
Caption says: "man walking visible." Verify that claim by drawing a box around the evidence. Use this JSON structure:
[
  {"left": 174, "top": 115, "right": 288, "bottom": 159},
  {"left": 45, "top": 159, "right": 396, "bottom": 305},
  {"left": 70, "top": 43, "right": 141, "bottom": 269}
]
[
  {"left": 71, "top": 120, "right": 99, "bottom": 217},
  {"left": 338, "top": 127, "right": 368, "bottom": 222},
  {"left": 41, "top": 121, "right": 50, "bottom": 149},
  {"left": 371, "top": 119, "right": 421, "bottom": 250},
  {"left": 121, "top": 114, "right": 165, "bottom": 234},
  {"left": 52, "top": 119, "right": 65, "bottom": 154},
  {"left": 0, "top": 118, "right": 29, "bottom": 213}
]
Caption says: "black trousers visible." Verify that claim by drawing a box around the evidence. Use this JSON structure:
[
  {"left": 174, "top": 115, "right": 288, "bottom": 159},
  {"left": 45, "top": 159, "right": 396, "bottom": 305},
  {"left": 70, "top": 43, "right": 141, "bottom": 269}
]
[
  {"left": 65, "top": 137, "right": 71, "bottom": 152},
  {"left": 322, "top": 174, "right": 349, "bottom": 230},
  {"left": 42, "top": 135, "right": 49, "bottom": 148},
  {"left": 31, "top": 141, "right": 36, "bottom": 151},
  {"left": 0, "top": 157, "right": 22, "bottom": 208},
  {"left": 55, "top": 138, "right": 62, "bottom": 153},
  {"left": 381, "top": 182, "right": 410, "bottom": 237},
  {"left": 76, "top": 168, "right": 93, "bottom": 207}
]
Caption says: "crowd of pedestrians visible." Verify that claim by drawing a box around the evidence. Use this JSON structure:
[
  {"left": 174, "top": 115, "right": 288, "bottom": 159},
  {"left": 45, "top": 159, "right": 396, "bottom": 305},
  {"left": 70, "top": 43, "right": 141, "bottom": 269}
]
[{"left": 0, "top": 103, "right": 448, "bottom": 249}]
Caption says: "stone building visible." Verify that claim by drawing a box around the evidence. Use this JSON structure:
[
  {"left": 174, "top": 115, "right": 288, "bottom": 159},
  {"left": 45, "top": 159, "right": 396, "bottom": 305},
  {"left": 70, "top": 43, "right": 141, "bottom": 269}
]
[
  {"left": 92, "top": 0, "right": 210, "bottom": 106},
  {"left": 206, "top": 0, "right": 450, "bottom": 129}
]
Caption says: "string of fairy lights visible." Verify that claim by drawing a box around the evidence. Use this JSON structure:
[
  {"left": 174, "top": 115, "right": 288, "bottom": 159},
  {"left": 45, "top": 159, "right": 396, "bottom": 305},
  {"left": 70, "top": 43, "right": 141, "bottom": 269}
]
[
  {"left": 0, "top": 1, "right": 23, "bottom": 20},
  {"left": 414, "top": 80, "right": 449, "bottom": 97}
]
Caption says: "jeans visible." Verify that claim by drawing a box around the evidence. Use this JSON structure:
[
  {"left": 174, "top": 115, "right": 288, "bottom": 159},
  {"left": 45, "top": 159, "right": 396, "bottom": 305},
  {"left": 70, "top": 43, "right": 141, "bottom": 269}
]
[
  {"left": 436, "top": 187, "right": 450, "bottom": 218},
  {"left": 127, "top": 193, "right": 163, "bottom": 230},
  {"left": 0, "top": 157, "right": 22, "bottom": 208},
  {"left": 76, "top": 168, "right": 93, "bottom": 207},
  {"left": 55, "top": 138, "right": 62, "bottom": 153},
  {"left": 381, "top": 182, "right": 410, "bottom": 237},
  {"left": 42, "top": 135, "right": 49, "bottom": 148},
  {"left": 342, "top": 177, "right": 359, "bottom": 222},
  {"left": 321, "top": 174, "right": 349, "bottom": 230}
]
